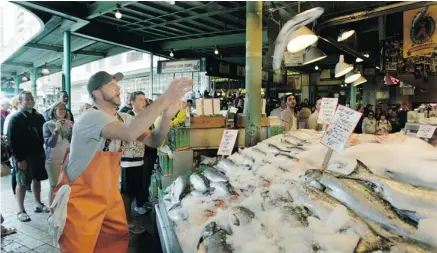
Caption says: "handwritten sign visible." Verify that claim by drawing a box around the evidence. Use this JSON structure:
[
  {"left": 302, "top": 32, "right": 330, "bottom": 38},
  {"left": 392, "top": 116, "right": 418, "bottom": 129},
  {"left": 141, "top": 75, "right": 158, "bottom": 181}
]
[
  {"left": 217, "top": 129, "right": 239, "bottom": 156},
  {"left": 416, "top": 125, "right": 437, "bottom": 139},
  {"left": 317, "top": 98, "right": 339, "bottom": 124},
  {"left": 321, "top": 105, "right": 362, "bottom": 153}
]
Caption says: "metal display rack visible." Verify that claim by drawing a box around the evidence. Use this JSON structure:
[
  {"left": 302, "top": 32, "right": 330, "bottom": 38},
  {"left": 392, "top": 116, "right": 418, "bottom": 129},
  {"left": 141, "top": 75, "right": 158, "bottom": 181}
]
[
  {"left": 155, "top": 190, "right": 184, "bottom": 253},
  {"left": 403, "top": 122, "right": 437, "bottom": 146}
]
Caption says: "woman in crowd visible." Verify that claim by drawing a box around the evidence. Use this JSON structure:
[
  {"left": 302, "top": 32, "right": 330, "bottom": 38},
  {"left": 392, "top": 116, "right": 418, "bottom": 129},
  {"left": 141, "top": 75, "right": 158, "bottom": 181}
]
[
  {"left": 389, "top": 110, "right": 402, "bottom": 133},
  {"left": 377, "top": 114, "right": 392, "bottom": 135},
  {"left": 362, "top": 110, "right": 377, "bottom": 134},
  {"left": 43, "top": 102, "right": 73, "bottom": 206},
  {"left": 3, "top": 96, "right": 20, "bottom": 194},
  {"left": 375, "top": 107, "right": 383, "bottom": 121}
]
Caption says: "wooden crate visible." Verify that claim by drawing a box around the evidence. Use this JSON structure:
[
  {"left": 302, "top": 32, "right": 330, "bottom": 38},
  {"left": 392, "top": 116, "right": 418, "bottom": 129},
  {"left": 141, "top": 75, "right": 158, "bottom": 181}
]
[
  {"left": 190, "top": 116, "right": 226, "bottom": 129},
  {"left": 236, "top": 114, "right": 269, "bottom": 128}
]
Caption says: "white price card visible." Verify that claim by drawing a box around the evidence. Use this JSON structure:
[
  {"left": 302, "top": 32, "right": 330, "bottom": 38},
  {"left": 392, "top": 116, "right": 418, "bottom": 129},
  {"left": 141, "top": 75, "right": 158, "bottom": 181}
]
[
  {"left": 416, "top": 125, "right": 437, "bottom": 139},
  {"left": 317, "top": 98, "right": 339, "bottom": 124},
  {"left": 321, "top": 105, "right": 362, "bottom": 153},
  {"left": 217, "top": 129, "right": 239, "bottom": 156}
]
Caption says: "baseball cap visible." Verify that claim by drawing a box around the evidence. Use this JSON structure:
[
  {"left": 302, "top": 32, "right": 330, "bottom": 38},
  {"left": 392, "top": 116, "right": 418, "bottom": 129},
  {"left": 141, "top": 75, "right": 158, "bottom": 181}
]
[{"left": 87, "top": 71, "right": 124, "bottom": 96}]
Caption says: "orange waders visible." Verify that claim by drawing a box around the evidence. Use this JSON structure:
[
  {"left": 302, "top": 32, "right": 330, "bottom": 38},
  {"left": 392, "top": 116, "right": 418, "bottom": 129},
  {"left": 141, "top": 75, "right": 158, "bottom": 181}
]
[{"left": 51, "top": 149, "right": 129, "bottom": 253}]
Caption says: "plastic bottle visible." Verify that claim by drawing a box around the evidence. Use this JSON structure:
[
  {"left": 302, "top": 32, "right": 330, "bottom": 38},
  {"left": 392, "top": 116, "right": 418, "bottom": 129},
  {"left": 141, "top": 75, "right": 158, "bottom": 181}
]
[
  {"left": 169, "top": 157, "right": 174, "bottom": 176},
  {"left": 151, "top": 171, "right": 158, "bottom": 200},
  {"left": 163, "top": 155, "right": 169, "bottom": 176},
  {"left": 175, "top": 128, "right": 180, "bottom": 149},
  {"left": 156, "top": 171, "right": 162, "bottom": 189}
]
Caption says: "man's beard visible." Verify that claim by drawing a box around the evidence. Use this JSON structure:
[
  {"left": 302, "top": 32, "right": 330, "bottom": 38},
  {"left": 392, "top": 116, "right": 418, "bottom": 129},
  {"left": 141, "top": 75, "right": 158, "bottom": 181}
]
[{"left": 102, "top": 92, "right": 120, "bottom": 107}]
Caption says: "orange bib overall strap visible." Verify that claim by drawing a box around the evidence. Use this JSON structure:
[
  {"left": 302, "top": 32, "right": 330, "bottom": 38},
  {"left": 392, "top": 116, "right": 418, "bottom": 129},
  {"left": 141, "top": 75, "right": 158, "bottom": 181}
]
[
  {"left": 51, "top": 110, "right": 128, "bottom": 253},
  {"left": 56, "top": 150, "right": 128, "bottom": 253}
]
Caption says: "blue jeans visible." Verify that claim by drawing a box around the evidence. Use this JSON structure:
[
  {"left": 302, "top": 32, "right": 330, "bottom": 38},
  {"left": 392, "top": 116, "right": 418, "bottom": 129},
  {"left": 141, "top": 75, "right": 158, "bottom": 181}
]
[{"left": 10, "top": 157, "right": 16, "bottom": 194}]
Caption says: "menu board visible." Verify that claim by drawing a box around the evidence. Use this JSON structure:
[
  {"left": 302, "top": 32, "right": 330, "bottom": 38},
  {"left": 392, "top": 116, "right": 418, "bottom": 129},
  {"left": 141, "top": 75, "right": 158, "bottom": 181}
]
[
  {"left": 217, "top": 129, "right": 239, "bottom": 156},
  {"left": 321, "top": 105, "right": 362, "bottom": 153},
  {"left": 317, "top": 98, "right": 339, "bottom": 124},
  {"left": 416, "top": 125, "right": 437, "bottom": 139}
]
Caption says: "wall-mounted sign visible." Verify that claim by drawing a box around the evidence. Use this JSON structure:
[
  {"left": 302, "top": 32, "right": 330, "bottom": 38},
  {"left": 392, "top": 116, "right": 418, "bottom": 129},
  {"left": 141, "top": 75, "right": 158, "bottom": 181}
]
[
  {"left": 237, "top": 66, "right": 246, "bottom": 77},
  {"left": 158, "top": 59, "right": 203, "bottom": 74},
  {"left": 219, "top": 63, "right": 230, "bottom": 74},
  {"left": 403, "top": 6, "right": 437, "bottom": 58},
  {"left": 284, "top": 52, "right": 303, "bottom": 67}
]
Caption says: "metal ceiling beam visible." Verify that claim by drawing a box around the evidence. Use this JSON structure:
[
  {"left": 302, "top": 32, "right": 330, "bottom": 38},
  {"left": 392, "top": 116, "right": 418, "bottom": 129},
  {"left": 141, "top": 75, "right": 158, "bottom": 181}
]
[
  {"left": 316, "top": 1, "right": 436, "bottom": 32},
  {"left": 32, "top": 38, "right": 98, "bottom": 68},
  {"left": 3, "top": 61, "right": 62, "bottom": 72},
  {"left": 87, "top": 1, "right": 135, "bottom": 19},
  {"left": 25, "top": 43, "right": 106, "bottom": 57},
  {"left": 318, "top": 36, "right": 379, "bottom": 68},
  {"left": 119, "top": 8, "right": 204, "bottom": 34},
  {"left": 127, "top": 3, "right": 245, "bottom": 32},
  {"left": 152, "top": 1, "right": 238, "bottom": 30},
  {"left": 159, "top": 32, "right": 268, "bottom": 51},
  {"left": 12, "top": 1, "right": 88, "bottom": 24},
  {"left": 181, "top": 1, "right": 246, "bottom": 28},
  {"left": 73, "top": 22, "right": 161, "bottom": 55}
]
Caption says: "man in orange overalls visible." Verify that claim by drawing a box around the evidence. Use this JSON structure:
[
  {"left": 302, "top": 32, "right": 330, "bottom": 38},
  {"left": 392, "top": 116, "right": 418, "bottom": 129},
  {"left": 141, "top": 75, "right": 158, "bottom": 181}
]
[{"left": 49, "top": 71, "right": 192, "bottom": 252}]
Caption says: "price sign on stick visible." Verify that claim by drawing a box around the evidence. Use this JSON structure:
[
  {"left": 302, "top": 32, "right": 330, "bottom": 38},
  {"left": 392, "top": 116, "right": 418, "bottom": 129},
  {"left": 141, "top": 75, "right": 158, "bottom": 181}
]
[
  {"left": 416, "top": 125, "right": 437, "bottom": 139},
  {"left": 217, "top": 129, "right": 239, "bottom": 156},
  {"left": 317, "top": 98, "right": 339, "bottom": 124},
  {"left": 320, "top": 105, "right": 362, "bottom": 169}
]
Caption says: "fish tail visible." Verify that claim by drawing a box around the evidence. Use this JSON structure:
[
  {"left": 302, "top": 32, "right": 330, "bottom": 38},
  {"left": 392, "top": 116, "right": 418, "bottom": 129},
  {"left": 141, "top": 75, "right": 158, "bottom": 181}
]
[
  {"left": 349, "top": 160, "right": 373, "bottom": 177},
  {"left": 354, "top": 235, "right": 391, "bottom": 253}
]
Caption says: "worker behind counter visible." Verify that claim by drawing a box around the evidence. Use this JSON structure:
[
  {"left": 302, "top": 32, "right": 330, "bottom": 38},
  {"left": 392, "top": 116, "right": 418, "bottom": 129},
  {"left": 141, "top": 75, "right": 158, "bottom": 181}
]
[{"left": 48, "top": 70, "right": 192, "bottom": 253}]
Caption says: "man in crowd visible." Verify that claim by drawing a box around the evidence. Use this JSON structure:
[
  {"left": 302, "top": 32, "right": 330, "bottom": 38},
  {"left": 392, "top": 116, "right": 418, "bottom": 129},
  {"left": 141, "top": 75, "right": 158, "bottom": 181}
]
[
  {"left": 398, "top": 103, "right": 409, "bottom": 129},
  {"left": 270, "top": 96, "right": 286, "bottom": 118},
  {"left": 280, "top": 95, "right": 298, "bottom": 131},
  {"left": 186, "top": 99, "right": 196, "bottom": 117},
  {"left": 8, "top": 91, "right": 49, "bottom": 222},
  {"left": 118, "top": 92, "right": 132, "bottom": 113},
  {"left": 49, "top": 71, "right": 192, "bottom": 252},
  {"left": 120, "top": 91, "right": 148, "bottom": 234},
  {"left": 1, "top": 98, "right": 10, "bottom": 135},
  {"left": 44, "top": 91, "right": 74, "bottom": 122},
  {"left": 308, "top": 99, "right": 322, "bottom": 131}
]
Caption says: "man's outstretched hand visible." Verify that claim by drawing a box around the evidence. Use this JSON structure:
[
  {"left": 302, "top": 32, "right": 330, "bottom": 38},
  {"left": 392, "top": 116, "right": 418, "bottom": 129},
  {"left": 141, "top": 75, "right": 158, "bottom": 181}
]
[{"left": 164, "top": 78, "right": 193, "bottom": 101}]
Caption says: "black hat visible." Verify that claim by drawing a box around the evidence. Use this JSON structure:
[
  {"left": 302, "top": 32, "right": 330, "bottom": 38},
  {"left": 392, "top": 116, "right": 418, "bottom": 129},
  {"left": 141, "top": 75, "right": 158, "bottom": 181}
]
[{"left": 87, "top": 71, "right": 123, "bottom": 96}]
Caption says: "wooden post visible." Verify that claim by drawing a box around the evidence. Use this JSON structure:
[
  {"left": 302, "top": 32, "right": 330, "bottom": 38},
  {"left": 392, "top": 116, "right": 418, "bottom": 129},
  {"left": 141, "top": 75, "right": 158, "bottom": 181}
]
[{"left": 322, "top": 149, "right": 333, "bottom": 170}]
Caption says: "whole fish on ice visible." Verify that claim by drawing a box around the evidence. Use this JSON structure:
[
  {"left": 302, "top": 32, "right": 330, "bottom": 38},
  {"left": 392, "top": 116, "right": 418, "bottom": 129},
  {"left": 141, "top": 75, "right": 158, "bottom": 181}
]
[
  {"left": 295, "top": 183, "right": 390, "bottom": 253},
  {"left": 216, "top": 159, "right": 236, "bottom": 175},
  {"left": 190, "top": 173, "right": 210, "bottom": 193},
  {"left": 203, "top": 167, "right": 229, "bottom": 183},
  {"left": 197, "top": 222, "right": 234, "bottom": 253},
  {"left": 389, "top": 237, "right": 437, "bottom": 253},
  {"left": 301, "top": 169, "right": 418, "bottom": 240},
  {"left": 344, "top": 161, "right": 437, "bottom": 221},
  {"left": 230, "top": 206, "right": 255, "bottom": 226},
  {"left": 166, "top": 176, "right": 190, "bottom": 204}
]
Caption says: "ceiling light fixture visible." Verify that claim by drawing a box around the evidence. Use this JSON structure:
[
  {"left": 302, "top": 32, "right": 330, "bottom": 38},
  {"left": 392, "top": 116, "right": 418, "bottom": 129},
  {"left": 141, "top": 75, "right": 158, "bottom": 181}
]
[
  {"left": 352, "top": 76, "right": 367, "bottom": 86},
  {"left": 287, "top": 26, "right": 319, "bottom": 53},
  {"left": 41, "top": 65, "right": 50, "bottom": 75},
  {"left": 302, "top": 44, "right": 326, "bottom": 65},
  {"left": 214, "top": 46, "right": 219, "bottom": 55},
  {"left": 115, "top": 4, "right": 122, "bottom": 19},
  {"left": 337, "top": 30, "right": 355, "bottom": 42},
  {"left": 315, "top": 65, "right": 319, "bottom": 70},
  {"left": 22, "top": 76, "right": 28, "bottom": 81},
  {"left": 345, "top": 71, "right": 361, "bottom": 83},
  {"left": 356, "top": 57, "right": 363, "bottom": 63},
  {"left": 335, "top": 55, "right": 353, "bottom": 78},
  {"left": 169, "top": 49, "right": 174, "bottom": 57},
  {"left": 364, "top": 53, "right": 370, "bottom": 58}
]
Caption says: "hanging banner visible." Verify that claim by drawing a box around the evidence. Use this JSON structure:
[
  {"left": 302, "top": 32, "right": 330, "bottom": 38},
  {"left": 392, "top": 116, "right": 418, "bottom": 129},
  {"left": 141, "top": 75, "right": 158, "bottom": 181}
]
[
  {"left": 158, "top": 59, "right": 202, "bottom": 74},
  {"left": 403, "top": 6, "right": 437, "bottom": 58}
]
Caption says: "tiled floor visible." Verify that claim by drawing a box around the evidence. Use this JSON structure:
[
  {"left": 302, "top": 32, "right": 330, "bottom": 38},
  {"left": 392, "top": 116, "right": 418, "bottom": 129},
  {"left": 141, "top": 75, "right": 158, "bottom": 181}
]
[{"left": 1, "top": 174, "right": 163, "bottom": 253}]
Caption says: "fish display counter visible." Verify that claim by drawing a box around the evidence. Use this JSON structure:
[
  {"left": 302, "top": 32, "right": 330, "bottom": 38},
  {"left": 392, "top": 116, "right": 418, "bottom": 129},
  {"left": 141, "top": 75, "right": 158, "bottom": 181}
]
[{"left": 156, "top": 130, "right": 437, "bottom": 253}]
